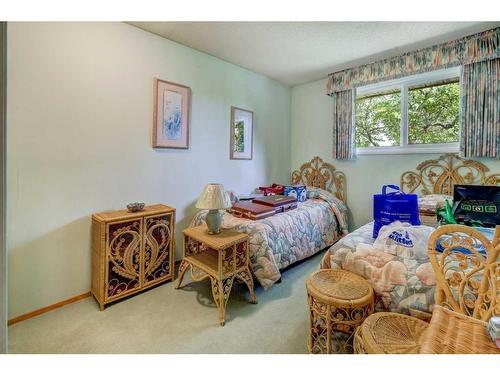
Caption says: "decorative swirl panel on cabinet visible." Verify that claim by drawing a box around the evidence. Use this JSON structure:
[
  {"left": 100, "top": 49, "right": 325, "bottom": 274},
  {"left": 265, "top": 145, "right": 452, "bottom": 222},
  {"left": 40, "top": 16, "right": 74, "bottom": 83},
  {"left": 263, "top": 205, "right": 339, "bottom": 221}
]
[{"left": 91, "top": 204, "right": 175, "bottom": 310}]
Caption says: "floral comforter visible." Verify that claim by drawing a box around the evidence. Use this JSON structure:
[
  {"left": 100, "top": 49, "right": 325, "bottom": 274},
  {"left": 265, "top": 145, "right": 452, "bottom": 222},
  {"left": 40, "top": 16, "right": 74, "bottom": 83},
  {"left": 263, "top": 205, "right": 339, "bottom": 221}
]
[
  {"left": 191, "top": 188, "right": 348, "bottom": 289},
  {"left": 320, "top": 222, "right": 437, "bottom": 315}
]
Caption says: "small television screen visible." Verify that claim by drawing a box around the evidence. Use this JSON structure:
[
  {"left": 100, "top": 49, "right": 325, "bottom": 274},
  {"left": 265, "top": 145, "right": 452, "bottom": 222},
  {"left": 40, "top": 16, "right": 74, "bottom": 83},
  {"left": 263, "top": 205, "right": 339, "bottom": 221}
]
[{"left": 453, "top": 185, "right": 500, "bottom": 227}]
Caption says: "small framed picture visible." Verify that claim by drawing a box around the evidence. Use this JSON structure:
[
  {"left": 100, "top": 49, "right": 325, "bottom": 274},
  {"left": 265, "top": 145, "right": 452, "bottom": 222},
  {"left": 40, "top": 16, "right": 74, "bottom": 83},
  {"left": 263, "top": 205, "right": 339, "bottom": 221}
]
[
  {"left": 153, "top": 78, "right": 190, "bottom": 149},
  {"left": 230, "top": 106, "right": 253, "bottom": 160}
]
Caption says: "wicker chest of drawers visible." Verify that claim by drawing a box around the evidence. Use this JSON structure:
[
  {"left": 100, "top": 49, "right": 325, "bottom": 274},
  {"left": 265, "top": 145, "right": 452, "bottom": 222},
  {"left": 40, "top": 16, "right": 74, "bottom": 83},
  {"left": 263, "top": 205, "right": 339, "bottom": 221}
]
[{"left": 91, "top": 204, "right": 175, "bottom": 310}]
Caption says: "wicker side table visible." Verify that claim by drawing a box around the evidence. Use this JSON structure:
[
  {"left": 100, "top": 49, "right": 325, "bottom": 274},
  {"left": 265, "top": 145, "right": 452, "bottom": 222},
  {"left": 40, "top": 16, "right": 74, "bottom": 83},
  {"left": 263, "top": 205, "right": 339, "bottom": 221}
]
[
  {"left": 306, "top": 269, "right": 374, "bottom": 354},
  {"left": 176, "top": 225, "right": 257, "bottom": 326}
]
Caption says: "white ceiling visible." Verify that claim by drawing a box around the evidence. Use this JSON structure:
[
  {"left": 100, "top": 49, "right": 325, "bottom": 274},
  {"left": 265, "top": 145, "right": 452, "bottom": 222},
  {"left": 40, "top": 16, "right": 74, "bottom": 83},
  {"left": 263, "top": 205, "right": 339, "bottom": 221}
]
[{"left": 129, "top": 22, "right": 500, "bottom": 86}]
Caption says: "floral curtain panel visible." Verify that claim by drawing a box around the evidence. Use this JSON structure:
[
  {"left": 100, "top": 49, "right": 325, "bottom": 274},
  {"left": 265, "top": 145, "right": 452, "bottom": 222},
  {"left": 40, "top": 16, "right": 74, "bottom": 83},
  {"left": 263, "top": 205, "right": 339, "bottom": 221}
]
[
  {"left": 327, "top": 27, "right": 499, "bottom": 95},
  {"left": 461, "top": 58, "right": 500, "bottom": 158},
  {"left": 332, "top": 89, "right": 356, "bottom": 159}
]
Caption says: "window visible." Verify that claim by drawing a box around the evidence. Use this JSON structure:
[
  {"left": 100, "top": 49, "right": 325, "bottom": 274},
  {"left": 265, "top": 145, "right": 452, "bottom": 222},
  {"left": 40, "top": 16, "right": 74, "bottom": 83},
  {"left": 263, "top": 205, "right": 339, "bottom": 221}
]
[
  {"left": 355, "top": 68, "right": 461, "bottom": 154},
  {"left": 356, "top": 89, "right": 401, "bottom": 147}
]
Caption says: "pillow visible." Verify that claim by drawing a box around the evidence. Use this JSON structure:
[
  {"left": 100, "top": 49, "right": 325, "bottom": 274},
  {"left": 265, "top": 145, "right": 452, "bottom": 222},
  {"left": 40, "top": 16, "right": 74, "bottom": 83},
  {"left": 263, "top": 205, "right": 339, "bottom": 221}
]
[
  {"left": 225, "top": 190, "right": 239, "bottom": 204},
  {"left": 418, "top": 194, "right": 452, "bottom": 215}
]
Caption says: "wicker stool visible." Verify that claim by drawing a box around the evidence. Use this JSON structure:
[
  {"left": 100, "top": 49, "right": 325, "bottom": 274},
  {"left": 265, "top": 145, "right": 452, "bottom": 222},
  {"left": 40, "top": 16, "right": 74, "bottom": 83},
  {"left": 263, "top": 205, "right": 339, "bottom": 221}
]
[
  {"left": 306, "top": 269, "right": 374, "bottom": 354},
  {"left": 353, "top": 312, "right": 429, "bottom": 354}
]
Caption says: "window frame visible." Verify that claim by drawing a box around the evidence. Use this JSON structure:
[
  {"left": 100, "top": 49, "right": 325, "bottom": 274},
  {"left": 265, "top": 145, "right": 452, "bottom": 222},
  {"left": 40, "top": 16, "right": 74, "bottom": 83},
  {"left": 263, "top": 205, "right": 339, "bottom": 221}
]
[{"left": 355, "top": 67, "right": 461, "bottom": 155}]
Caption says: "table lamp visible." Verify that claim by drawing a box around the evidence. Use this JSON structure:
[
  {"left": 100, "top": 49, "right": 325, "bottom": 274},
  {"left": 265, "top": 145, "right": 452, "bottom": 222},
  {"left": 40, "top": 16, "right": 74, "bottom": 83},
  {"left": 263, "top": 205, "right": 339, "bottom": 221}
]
[{"left": 196, "top": 183, "right": 232, "bottom": 234}]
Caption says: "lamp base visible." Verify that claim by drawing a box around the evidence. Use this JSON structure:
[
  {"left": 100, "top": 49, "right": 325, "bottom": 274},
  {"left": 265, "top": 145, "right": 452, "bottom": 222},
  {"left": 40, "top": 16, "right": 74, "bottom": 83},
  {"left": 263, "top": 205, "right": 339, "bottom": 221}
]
[{"left": 206, "top": 209, "right": 222, "bottom": 235}]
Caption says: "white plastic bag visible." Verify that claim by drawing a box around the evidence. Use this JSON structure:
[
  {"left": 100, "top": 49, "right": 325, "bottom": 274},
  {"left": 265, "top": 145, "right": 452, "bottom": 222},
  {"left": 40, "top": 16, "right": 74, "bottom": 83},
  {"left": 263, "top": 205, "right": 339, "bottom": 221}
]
[{"left": 373, "top": 221, "right": 434, "bottom": 259}]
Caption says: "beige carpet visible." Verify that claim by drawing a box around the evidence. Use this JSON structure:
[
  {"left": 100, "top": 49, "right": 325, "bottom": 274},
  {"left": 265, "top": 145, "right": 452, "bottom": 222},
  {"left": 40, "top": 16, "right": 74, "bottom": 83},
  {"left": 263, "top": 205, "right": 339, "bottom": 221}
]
[{"left": 8, "top": 250, "right": 325, "bottom": 353}]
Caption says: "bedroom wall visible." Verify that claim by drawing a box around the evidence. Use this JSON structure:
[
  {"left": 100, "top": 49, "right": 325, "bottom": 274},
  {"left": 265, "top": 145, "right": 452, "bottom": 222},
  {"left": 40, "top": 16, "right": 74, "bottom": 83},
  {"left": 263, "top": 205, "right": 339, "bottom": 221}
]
[
  {"left": 291, "top": 78, "right": 499, "bottom": 230},
  {"left": 7, "top": 22, "right": 291, "bottom": 318}
]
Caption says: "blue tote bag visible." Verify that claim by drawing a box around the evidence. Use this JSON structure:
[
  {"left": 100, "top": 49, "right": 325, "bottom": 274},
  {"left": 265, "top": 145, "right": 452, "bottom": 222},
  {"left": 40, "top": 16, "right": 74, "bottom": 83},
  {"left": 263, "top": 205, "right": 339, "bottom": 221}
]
[{"left": 373, "top": 185, "right": 420, "bottom": 238}]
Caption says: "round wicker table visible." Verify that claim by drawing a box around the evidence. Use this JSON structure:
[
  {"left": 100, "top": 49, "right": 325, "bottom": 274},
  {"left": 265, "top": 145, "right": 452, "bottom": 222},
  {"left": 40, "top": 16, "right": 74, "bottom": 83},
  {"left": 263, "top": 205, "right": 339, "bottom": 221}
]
[{"left": 306, "top": 269, "right": 374, "bottom": 354}]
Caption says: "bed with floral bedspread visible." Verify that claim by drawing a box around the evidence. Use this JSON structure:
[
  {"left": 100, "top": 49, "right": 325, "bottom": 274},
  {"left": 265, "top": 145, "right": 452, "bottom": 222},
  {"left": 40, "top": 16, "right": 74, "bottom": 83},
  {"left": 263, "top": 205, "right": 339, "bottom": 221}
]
[
  {"left": 191, "top": 188, "right": 348, "bottom": 290},
  {"left": 320, "top": 221, "right": 498, "bottom": 319},
  {"left": 320, "top": 222, "right": 437, "bottom": 315},
  {"left": 319, "top": 153, "right": 500, "bottom": 316}
]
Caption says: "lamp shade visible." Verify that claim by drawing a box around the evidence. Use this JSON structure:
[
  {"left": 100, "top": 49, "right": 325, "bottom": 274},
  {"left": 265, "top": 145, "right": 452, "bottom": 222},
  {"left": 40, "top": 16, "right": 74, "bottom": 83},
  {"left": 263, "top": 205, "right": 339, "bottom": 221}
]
[{"left": 196, "top": 183, "right": 232, "bottom": 210}]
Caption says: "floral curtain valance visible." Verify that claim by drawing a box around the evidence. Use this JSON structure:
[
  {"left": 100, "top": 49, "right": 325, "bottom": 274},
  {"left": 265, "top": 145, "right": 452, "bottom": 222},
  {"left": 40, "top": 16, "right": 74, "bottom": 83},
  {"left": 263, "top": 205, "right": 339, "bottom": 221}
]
[{"left": 327, "top": 27, "right": 500, "bottom": 95}]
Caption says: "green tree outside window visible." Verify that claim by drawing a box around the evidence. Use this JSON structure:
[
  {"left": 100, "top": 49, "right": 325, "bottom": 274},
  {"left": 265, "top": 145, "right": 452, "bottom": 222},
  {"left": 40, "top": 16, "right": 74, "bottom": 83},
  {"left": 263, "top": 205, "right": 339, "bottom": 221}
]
[{"left": 355, "top": 81, "right": 460, "bottom": 148}]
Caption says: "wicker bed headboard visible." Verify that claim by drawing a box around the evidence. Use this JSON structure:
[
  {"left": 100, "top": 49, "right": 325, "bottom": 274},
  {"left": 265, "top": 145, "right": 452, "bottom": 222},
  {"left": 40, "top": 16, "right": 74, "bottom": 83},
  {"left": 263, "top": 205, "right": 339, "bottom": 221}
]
[
  {"left": 400, "top": 153, "right": 500, "bottom": 196},
  {"left": 291, "top": 156, "right": 347, "bottom": 203}
]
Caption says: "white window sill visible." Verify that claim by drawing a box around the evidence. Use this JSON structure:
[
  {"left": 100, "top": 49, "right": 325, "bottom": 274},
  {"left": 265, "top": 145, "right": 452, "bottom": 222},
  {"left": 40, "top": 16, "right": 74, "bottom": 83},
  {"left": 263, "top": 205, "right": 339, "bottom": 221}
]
[{"left": 356, "top": 143, "right": 459, "bottom": 155}]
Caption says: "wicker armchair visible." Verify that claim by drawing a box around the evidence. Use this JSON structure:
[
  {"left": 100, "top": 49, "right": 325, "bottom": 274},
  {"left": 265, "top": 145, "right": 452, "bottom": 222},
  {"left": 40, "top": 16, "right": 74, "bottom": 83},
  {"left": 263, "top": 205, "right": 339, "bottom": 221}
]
[{"left": 354, "top": 224, "right": 500, "bottom": 354}]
